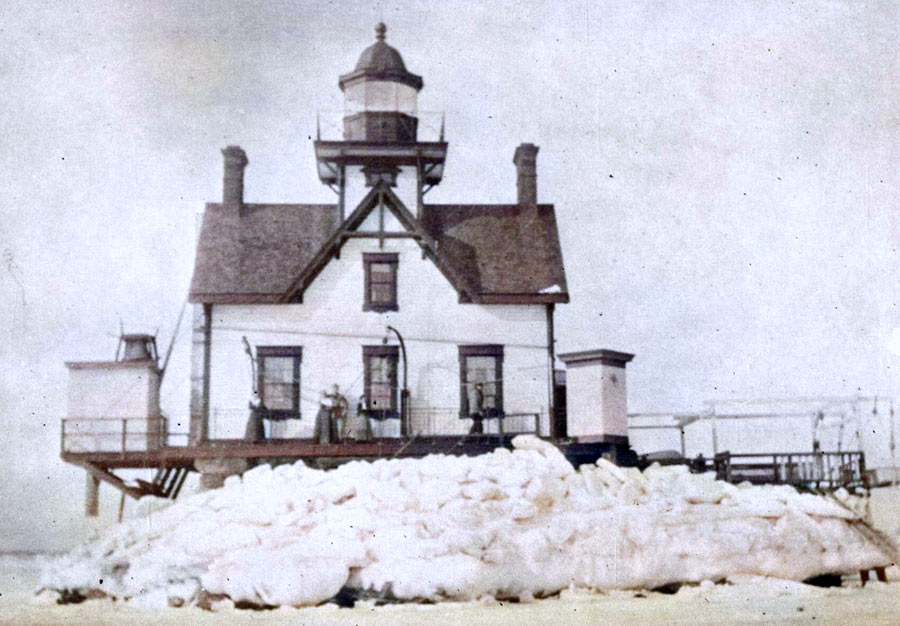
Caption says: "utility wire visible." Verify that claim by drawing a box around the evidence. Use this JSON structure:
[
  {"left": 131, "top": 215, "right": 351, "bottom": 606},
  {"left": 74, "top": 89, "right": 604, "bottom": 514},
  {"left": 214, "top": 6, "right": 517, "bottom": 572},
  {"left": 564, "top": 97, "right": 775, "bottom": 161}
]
[{"left": 212, "top": 324, "right": 547, "bottom": 350}]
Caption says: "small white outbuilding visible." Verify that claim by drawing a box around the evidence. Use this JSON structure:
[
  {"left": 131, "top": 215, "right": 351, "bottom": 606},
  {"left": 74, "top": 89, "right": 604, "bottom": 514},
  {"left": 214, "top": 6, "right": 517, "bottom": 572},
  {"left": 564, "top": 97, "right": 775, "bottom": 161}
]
[{"left": 558, "top": 349, "right": 634, "bottom": 444}]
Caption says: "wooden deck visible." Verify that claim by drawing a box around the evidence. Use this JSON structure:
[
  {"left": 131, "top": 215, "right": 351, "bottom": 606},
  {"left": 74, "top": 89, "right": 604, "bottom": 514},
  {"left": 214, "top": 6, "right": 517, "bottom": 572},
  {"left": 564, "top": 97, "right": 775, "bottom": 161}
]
[
  {"left": 645, "top": 450, "right": 868, "bottom": 491},
  {"left": 62, "top": 435, "right": 632, "bottom": 468},
  {"left": 62, "top": 434, "right": 636, "bottom": 501}
]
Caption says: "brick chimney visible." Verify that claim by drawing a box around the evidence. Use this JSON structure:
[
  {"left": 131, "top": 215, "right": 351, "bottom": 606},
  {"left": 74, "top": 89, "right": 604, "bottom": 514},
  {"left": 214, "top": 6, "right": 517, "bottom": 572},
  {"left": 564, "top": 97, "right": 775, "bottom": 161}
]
[
  {"left": 513, "top": 143, "right": 539, "bottom": 205},
  {"left": 221, "top": 146, "right": 248, "bottom": 207}
]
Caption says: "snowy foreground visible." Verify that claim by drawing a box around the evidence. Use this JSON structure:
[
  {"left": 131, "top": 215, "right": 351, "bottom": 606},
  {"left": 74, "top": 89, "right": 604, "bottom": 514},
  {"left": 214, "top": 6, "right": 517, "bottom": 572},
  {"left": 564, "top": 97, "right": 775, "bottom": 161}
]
[{"left": 40, "top": 436, "right": 892, "bottom": 609}]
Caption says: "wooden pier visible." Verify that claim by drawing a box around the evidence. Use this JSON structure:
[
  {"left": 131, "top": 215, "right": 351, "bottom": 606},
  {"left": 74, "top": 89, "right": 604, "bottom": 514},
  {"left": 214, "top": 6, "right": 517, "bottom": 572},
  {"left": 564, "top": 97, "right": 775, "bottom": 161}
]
[{"left": 61, "top": 416, "right": 635, "bottom": 502}]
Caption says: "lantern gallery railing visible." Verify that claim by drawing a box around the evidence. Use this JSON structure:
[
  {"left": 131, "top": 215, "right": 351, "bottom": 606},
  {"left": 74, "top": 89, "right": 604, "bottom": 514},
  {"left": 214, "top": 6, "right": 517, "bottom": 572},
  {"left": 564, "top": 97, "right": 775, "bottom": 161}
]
[
  {"left": 316, "top": 110, "right": 446, "bottom": 143},
  {"left": 61, "top": 417, "right": 188, "bottom": 455}
]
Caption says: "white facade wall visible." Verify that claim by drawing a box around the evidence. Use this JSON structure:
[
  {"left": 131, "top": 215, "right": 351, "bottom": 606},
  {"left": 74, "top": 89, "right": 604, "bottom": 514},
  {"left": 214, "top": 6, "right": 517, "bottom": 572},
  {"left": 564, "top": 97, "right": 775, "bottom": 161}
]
[{"left": 207, "top": 237, "right": 551, "bottom": 439}]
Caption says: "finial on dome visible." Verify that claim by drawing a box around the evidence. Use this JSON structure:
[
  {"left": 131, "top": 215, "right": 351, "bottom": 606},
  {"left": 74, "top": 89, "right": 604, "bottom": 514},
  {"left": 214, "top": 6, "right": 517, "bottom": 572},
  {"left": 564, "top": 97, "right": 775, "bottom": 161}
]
[{"left": 375, "top": 22, "right": 386, "bottom": 41}]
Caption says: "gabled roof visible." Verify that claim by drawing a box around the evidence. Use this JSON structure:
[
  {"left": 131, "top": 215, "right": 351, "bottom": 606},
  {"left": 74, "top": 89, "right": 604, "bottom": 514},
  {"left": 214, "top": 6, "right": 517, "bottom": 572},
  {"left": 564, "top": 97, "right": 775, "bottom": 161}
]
[
  {"left": 189, "top": 195, "right": 569, "bottom": 305},
  {"left": 189, "top": 203, "right": 338, "bottom": 303},
  {"left": 279, "top": 184, "right": 482, "bottom": 304},
  {"left": 422, "top": 204, "right": 569, "bottom": 303}
]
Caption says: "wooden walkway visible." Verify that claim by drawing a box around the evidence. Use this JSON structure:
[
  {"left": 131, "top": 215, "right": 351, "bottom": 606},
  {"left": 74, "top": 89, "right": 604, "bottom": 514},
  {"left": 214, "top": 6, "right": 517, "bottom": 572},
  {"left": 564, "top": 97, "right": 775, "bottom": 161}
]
[
  {"left": 63, "top": 435, "right": 633, "bottom": 500},
  {"left": 650, "top": 450, "right": 868, "bottom": 491}
]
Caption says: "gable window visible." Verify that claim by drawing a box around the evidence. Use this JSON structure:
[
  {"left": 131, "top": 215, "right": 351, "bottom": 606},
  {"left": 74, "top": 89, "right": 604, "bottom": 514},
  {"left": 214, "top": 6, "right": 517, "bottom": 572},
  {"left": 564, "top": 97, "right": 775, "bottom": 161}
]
[
  {"left": 363, "top": 252, "right": 398, "bottom": 312},
  {"left": 257, "top": 346, "right": 302, "bottom": 419},
  {"left": 363, "top": 345, "right": 398, "bottom": 418},
  {"left": 459, "top": 345, "right": 504, "bottom": 419}
]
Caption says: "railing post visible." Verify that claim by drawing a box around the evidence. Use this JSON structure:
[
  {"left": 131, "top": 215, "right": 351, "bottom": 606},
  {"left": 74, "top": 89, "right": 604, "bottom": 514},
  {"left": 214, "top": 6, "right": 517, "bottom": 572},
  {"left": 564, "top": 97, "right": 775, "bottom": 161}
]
[
  {"left": 60, "top": 419, "right": 65, "bottom": 456},
  {"left": 121, "top": 418, "right": 127, "bottom": 454}
]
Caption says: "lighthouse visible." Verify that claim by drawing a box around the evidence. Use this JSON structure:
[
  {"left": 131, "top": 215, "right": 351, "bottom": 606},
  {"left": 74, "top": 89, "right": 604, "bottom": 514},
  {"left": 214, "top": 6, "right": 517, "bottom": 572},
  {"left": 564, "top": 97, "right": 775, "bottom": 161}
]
[{"left": 314, "top": 23, "right": 447, "bottom": 219}]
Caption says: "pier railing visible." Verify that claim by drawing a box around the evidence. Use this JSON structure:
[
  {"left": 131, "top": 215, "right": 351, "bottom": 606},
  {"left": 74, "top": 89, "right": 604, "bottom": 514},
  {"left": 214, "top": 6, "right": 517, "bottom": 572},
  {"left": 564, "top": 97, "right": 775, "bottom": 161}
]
[{"left": 709, "top": 451, "right": 866, "bottom": 489}]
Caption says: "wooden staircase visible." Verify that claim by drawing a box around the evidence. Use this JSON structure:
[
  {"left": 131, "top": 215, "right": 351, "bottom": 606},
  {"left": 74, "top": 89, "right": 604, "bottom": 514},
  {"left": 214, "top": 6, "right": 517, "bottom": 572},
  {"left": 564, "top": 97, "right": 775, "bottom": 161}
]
[
  {"left": 136, "top": 467, "right": 190, "bottom": 499},
  {"left": 77, "top": 460, "right": 191, "bottom": 501}
]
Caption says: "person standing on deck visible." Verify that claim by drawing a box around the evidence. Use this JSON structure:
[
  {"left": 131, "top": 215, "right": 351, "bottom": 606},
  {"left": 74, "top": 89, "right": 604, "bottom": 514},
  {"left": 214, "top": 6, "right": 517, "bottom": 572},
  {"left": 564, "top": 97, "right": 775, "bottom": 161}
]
[
  {"left": 244, "top": 390, "right": 266, "bottom": 442},
  {"left": 469, "top": 382, "right": 486, "bottom": 434},
  {"left": 328, "top": 384, "right": 348, "bottom": 443},
  {"left": 314, "top": 390, "right": 333, "bottom": 444},
  {"left": 342, "top": 393, "right": 372, "bottom": 441}
]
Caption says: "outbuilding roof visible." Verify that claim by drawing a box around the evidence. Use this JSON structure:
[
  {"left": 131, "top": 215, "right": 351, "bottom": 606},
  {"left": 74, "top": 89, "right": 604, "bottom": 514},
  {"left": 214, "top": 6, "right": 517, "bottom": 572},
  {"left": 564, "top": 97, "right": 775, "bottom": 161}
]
[{"left": 189, "top": 201, "right": 569, "bottom": 305}]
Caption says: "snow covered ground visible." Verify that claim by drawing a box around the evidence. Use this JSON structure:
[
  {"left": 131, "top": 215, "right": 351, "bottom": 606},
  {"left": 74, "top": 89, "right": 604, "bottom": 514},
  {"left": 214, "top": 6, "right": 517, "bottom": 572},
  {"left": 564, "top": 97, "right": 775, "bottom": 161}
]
[
  {"left": 34, "top": 436, "right": 895, "bottom": 611},
  {"left": 3, "top": 555, "right": 899, "bottom": 626}
]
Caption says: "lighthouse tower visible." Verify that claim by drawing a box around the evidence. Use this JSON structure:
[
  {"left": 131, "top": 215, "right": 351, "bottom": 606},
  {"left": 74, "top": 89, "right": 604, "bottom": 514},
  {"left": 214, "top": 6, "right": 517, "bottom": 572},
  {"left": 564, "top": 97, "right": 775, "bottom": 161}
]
[
  {"left": 340, "top": 22, "right": 423, "bottom": 143},
  {"left": 314, "top": 23, "right": 447, "bottom": 219}
]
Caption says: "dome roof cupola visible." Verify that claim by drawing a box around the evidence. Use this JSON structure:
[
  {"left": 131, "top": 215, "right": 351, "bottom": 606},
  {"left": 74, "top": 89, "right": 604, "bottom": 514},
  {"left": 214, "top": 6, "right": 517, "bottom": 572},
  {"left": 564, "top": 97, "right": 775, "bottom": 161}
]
[
  {"left": 339, "top": 24, "right": 423, "bottom": 143},
  {"left": 340, "top": 23, "right": 423, "bottom": 91}
]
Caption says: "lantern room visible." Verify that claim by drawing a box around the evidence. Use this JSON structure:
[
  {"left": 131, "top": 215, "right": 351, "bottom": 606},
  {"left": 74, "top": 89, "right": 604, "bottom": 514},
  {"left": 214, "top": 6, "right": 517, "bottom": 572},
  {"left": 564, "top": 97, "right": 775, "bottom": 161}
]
[{"left": 339, "top": 23, "right": 423, "bottom": 143}]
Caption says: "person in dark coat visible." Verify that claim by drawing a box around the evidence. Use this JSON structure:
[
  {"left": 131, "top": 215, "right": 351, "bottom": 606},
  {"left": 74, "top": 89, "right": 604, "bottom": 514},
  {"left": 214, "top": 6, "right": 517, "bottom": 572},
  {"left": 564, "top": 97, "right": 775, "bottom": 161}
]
[
  {"left": 327, "top": 384, "right": 348, "bottom": 443},
  {"left": 244, "top": 391, "right": 266, "bottom": 442},
  {"left": 469, "top": 382, "right": 485, "bottom": 435},
  {"left": 314, "top": 389, "right": 333, "bottom": 444}
]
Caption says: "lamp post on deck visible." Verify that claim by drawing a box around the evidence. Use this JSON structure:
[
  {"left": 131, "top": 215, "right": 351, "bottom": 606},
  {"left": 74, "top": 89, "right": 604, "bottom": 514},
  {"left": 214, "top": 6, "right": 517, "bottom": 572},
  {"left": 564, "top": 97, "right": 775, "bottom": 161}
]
[{"left": 385, "top": 325, "right": 409, "bottom": 438}]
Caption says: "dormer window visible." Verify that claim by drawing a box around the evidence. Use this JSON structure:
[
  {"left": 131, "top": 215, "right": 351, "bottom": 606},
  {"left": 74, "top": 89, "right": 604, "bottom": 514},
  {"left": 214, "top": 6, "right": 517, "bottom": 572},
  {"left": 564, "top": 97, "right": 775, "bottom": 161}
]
[{"left": 363, "top": 252, "right": 398, "bottom": 312}]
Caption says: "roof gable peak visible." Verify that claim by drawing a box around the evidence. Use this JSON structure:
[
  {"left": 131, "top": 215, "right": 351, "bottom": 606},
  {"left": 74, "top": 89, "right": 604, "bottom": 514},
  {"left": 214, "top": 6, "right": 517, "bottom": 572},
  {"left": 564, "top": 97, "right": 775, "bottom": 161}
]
[{"left": 280, "top": 182, "right": 478, "bottom": 303}]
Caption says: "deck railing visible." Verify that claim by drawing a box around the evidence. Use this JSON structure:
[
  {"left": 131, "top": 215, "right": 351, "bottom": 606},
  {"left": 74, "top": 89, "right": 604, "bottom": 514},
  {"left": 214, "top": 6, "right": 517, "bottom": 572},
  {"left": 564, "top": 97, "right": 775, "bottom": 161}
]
[
  {"left": 61, "top": 417, "right": 188, "bottom": 454},
  {"left": 62, "top": 405, "right": 543, "bottom": 456},
  {"left": 409, "top": 408, "right": 541, "bottom": 437}
]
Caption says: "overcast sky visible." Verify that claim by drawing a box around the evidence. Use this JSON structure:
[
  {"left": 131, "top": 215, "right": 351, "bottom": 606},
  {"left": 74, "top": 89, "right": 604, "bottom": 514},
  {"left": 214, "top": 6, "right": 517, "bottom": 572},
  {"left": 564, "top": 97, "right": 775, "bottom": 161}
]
[{"left": 1, "top": 0, "right": 899, "bottom": 549}]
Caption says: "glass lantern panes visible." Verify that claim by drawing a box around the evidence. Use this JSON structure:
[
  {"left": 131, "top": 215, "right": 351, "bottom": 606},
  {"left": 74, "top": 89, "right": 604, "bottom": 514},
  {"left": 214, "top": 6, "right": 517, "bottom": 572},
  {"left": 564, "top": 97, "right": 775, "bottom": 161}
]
[{"left": 344, "top": 81, "right": 418, "bottom": 115}]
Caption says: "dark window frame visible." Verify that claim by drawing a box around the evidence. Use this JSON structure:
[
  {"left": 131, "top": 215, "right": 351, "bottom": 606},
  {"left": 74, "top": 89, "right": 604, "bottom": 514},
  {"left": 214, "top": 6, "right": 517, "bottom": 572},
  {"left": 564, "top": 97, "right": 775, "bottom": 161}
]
[
  {"left": 363, "top": 252, "right": 399, "bottom": 313},
  {"left": 257, "top": 346, "right": 302, "bottom": 419},
  {"left": 458, "top": 344, "right": 504, "bottom": 419},
  {"left": 363, "top": 345, "right": 399, "bottom": 419}
]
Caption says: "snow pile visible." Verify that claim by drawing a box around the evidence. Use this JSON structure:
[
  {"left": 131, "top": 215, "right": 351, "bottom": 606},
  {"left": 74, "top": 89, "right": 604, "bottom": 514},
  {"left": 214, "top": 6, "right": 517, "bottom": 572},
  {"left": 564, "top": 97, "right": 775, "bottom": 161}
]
[{"left": 40, "top": 436, "right": 892, "bottom": 609}]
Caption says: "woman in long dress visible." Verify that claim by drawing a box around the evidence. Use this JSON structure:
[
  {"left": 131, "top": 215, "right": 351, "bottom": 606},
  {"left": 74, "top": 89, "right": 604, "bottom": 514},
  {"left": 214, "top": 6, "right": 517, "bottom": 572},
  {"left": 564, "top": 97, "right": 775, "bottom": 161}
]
[
  {"left": 327, "top": 384, "right": 348, "bottom": 442},
  {"left": 314, "top": 390, "right": 333, "bottom": 444},
  {"left": 343, "top": 394, "right": 372, "bottom": 441}
]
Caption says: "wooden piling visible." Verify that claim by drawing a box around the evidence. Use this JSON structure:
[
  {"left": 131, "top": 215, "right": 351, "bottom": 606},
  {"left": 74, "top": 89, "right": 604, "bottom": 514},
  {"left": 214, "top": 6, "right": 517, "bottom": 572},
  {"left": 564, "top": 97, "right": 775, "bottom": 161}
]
[{"left": 85, "top": 473, "right": 100, "bottom": 517}]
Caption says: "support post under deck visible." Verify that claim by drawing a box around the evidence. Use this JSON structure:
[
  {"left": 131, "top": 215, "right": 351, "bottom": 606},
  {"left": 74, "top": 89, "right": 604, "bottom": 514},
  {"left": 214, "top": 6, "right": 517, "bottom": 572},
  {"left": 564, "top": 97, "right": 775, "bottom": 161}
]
[{"left": 85, "top": 473, "right": 100, "bottom": 517}]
